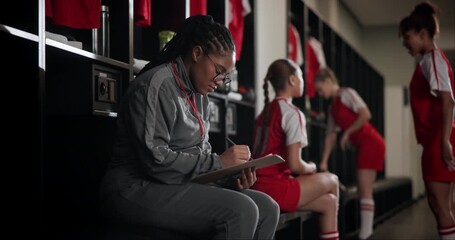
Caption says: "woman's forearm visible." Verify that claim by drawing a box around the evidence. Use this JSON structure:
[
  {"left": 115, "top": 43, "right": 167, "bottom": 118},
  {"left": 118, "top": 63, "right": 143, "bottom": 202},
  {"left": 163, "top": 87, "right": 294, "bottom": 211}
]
[{"left": 344, "top": 107, "right": 371, "bottom": 135}]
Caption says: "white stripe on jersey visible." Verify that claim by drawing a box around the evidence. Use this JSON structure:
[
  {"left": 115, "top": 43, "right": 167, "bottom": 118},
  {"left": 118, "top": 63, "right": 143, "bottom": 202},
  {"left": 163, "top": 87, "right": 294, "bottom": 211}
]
[
  {"left": 277, "top": 99, "right": 308, "bottom": 147},
  {"left": 420, "top": 49, "right": 453, "bottom": 98},
  {"left": 340, "top": 87, "right": 367, "bottom": 113}
]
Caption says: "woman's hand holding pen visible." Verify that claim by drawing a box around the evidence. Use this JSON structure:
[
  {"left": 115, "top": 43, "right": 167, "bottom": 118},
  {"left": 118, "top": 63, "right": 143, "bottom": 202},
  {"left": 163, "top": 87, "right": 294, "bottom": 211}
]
[
  {"left": 220, "top": 137, "right": 257, "bottom": 189},
  {"left": 219, "top": 144, "right": 251, "bottom": 168}
]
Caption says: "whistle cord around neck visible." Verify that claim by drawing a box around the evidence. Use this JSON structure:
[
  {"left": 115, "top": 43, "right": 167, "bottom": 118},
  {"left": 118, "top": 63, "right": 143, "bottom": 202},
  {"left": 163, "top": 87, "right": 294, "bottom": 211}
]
[{"left": 171, "top": 62, "right": 205, "bottom": 137}]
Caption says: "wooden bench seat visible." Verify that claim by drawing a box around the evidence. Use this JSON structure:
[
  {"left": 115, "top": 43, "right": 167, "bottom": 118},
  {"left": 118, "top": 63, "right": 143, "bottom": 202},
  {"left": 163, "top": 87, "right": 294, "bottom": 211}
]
[
  {"left": 275, "top": 211, "right": 315, "bottom": 240},
  {"left": 276, "top": 211, "right": 313, "bottom": 231}
]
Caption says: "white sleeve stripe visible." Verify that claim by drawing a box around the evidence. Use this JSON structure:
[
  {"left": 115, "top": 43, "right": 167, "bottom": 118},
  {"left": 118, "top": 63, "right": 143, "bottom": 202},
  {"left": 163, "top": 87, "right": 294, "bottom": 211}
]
[
  {"left": 345, "top": 88, "right": 358, "bottom": 104},
  {"left": 281, "top": 100, "right": 302, "bottom": 131},
  {"left": 431, "top": 50, "right": 440, "bottom": 90},
  {"left": 278, "top": 100, "right": 307, "bottom": 147},
  {"left": 422, "top": 50, "right": 452, "bottom": 97},
  {"left": 340, "top": 88, "right": 366, "bottom": 112}
]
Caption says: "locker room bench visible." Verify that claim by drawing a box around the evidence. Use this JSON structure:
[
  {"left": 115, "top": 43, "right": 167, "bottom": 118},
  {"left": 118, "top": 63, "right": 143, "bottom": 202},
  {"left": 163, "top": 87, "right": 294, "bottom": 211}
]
[
  {"left": 275, "top": 211, "right": 316, "bottom": 240},
  {"left": 102, "top": 212, "right": 316, "bottom": 240},
  {"left": 274, "top": 177, "right": 413, "bottom": 240},
  {"left": 277, "top": 211, "right": 314, "bottom": 231}
]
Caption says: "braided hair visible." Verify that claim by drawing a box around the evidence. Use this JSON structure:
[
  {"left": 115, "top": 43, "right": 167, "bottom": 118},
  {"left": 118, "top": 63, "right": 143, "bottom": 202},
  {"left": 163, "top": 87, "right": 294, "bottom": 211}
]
[
  {"left": 138, "top": 15, "right": 235, "bottom": 75},
  {"left": 253, "top": 59, "right": 299, "bottom": 156},
  {"left": 399, "top": 1, "right": 440, "bottom": 39}
]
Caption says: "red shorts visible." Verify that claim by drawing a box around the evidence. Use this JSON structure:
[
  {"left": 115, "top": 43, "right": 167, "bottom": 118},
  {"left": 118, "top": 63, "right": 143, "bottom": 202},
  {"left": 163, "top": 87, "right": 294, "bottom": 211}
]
[
  {"left": 251, "top": 176, "right": 300, "bottom": 212},
  {"left": 421, "top": 128, "right": 455, "bottom": 182},
  {"left": 355, "top": 129, "right": 385, "bottom": 171}
]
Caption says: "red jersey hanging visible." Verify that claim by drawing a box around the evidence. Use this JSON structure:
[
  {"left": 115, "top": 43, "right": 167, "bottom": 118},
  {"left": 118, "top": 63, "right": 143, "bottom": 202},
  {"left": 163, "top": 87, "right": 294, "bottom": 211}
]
[
  {"left": 190, "top": 0, "right": 207, "bottom": 16},
  {"left": 46, "top": 0, "right": 101, "bottom": 29},
  {"left": 135, "top": 0, "right": 152, "bottom": 27},
  {"left": 288, "top": 24, "right": 304, "bottom": 66},
  {"left": 305, "top": 36, "right": 327, "bottom": 98},
  {"left": 227, "top": 0, "right": 251, "bottom": 61}
]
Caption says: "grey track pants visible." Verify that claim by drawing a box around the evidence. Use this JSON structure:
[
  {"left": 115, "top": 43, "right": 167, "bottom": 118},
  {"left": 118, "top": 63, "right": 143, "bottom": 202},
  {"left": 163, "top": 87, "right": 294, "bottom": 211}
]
[{"left": 101, "top": 175, "right": 280, "bottom": 240}]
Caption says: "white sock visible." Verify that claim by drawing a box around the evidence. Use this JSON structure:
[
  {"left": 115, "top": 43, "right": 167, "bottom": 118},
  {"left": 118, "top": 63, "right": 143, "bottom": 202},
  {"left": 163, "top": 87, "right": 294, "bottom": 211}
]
[
  {"left": 439, "top": 225, "right": 455, "bottom": 240},
  {"left": 359, "top": 198, "right": 375, "bottom": 239}
]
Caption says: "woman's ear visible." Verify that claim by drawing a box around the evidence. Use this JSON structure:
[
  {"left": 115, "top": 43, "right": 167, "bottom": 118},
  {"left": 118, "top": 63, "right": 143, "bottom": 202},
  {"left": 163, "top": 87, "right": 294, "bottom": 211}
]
[
  {"left": 419, "top": 28, "right": 430, "bottom": 39},
  {"left": 192, "top": 45, "right": 204, "bottom": 62},
  {"left": 288, "top": 75, "right": 297, "bottom": 86}
]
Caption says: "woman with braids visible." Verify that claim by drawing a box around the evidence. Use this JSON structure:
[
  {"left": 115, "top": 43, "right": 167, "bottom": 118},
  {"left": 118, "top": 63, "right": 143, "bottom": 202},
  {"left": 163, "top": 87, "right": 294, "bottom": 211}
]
[
  {"left": 251, "top": 59, "right": 340, "bottom": 240},
  {"left": 100, "top": 15, "right": 279, "bottom": 239},
  {"left": 314, "top": 67, "right": 385, "bottom": 240},
  {"left": 399, "top": 1, "right": 455, "bottom": 239}
]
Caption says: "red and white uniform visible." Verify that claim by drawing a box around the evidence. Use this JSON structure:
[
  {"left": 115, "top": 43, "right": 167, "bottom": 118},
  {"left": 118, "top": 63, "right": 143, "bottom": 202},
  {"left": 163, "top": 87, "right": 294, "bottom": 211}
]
[
  {"left": 288, "top": 24, "right": 304, "bottom": 66},
  {"left": 227, "top": 0, "right": 251, "bottom": 61},
  {"left": 327, "top": 88, "right": 385, "bottom": 170},
  {"left": 251, "top": 98, "right": 307, "bottom": 212},
  {"left": 305, "top": 36, "right": 327, "bottom": 98},
  {"left": 409, "top": 48, "right": 455, "bottom": 181}
]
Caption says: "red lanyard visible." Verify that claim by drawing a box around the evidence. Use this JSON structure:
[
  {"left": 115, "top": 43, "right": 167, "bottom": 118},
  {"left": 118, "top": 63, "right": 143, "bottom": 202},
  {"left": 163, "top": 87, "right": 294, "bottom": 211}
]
[{"left": 171, "top": 62, "right": 205, "bottom": 137}]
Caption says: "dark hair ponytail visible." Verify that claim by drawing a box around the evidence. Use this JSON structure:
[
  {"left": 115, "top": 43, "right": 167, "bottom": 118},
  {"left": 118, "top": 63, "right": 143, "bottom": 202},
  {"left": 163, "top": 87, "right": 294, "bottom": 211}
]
[
  {"left": 138, "top": 15, "right": 235, "bottom": 75},
  {"left": 253, "top": 59, "right": 299, "bottom": 156},
  {"left": 399, "top": 1, "right": 440, "bottom": 39}
]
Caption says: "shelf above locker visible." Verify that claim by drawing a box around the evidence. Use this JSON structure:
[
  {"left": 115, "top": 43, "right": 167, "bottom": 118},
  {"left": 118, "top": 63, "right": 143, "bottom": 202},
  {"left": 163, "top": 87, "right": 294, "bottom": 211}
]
[
  {"left": 0, "top": 24, "right": 38, "bottom": 42},
  {"left": 46, "top": 38, "right": 131, "bottom": 70},
  {"left": 209, "top": 91, "right": 255, "bottom": 109}
]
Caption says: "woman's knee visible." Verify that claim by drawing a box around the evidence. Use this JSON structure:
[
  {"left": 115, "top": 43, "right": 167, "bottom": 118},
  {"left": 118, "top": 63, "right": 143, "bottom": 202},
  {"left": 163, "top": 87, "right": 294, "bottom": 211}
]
[
  {"left": 259, "top": 191, "right": 280, "bottom": 211},
  {"left": 230, "top": 194, "right": 261, "bottom": 221},
  {"left": 262, "top": 193, "right": 280, "bottom": 221},
  {"left": 321, "top": 172, "right": 339, "bottom": 190},
  {"left": 244, "top": 190, "right": 280, "bottom": 220}
]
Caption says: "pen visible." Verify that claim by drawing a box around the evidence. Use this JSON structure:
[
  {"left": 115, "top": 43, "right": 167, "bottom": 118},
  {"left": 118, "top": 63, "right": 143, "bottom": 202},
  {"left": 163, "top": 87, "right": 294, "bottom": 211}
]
[
  {"left": 226, "top": 137, "right": 236, "bottom": 146},
  {"left": 226, "top": 137, "right": 253, "bottom": 161}
]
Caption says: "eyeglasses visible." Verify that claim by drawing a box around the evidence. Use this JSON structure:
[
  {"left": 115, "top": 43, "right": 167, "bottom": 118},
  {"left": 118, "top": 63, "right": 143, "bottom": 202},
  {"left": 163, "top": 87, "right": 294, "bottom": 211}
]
[{"left": 204, "top": 52, "right": 232, "bottom": 85}]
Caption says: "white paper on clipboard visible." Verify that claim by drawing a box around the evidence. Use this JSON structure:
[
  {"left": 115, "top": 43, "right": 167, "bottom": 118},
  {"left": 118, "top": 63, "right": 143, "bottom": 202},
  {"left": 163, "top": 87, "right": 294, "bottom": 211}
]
[{"left": 191, "top": 154, "right": 285, "bottom": 184}]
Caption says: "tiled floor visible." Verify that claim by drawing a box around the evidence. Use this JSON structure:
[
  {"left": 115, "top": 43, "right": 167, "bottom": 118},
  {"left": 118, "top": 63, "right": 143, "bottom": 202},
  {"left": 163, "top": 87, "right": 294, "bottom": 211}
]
[{"left": 370, "top": 196, "right": 439, "bottom": 240}]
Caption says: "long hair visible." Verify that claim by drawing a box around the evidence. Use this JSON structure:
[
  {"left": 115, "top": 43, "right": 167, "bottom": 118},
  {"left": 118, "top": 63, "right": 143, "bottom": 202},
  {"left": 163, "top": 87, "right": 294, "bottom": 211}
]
[
  {"left": 138, "top": 15, "right": 235, "bottom": 75},
  {"left": 253, "top": 59, "right": 299, "bottom": 156},
  {"left": 399, "top": 1, "right": 440, "bottom": 39}
]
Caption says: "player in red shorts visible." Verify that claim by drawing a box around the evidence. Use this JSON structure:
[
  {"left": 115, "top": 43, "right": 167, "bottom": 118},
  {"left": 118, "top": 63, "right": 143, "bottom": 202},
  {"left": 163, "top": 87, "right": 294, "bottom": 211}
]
[
  {"left": 314, "top": 67, "right": 385, "bottom": 240},
  {"left": 399, "top": 1, "right": 455, "bottom": 239},
  {"left": 251, "top": 59, "right": 340, "bottom": 240}
]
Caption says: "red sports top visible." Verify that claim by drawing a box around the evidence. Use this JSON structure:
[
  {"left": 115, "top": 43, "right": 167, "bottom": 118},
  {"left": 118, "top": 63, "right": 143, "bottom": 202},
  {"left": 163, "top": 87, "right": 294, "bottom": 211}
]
[
  {"left": 252, "top": 98, "right": 307, "bottom": 179},
  {"left": 328, "top": 88, "right": 375, "bottom": 146},
  {"left": 328, "top": 88, "right": 385, "bottom": 170},
  {"left": 409, "top": 49, "right": 455, "bottom": 145}
]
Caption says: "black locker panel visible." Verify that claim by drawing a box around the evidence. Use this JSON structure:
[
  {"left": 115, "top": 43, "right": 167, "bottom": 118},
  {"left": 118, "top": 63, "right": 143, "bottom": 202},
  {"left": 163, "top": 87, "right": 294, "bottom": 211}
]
[{"left": 2, "top": 31, "right": 42, "bottom": 234}]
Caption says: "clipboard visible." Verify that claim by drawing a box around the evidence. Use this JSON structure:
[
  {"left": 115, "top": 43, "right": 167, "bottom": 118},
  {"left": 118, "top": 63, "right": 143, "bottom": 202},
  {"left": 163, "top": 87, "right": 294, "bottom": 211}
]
[{"left": 191, "top": 154, "right": 285, "bottom": 184}]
